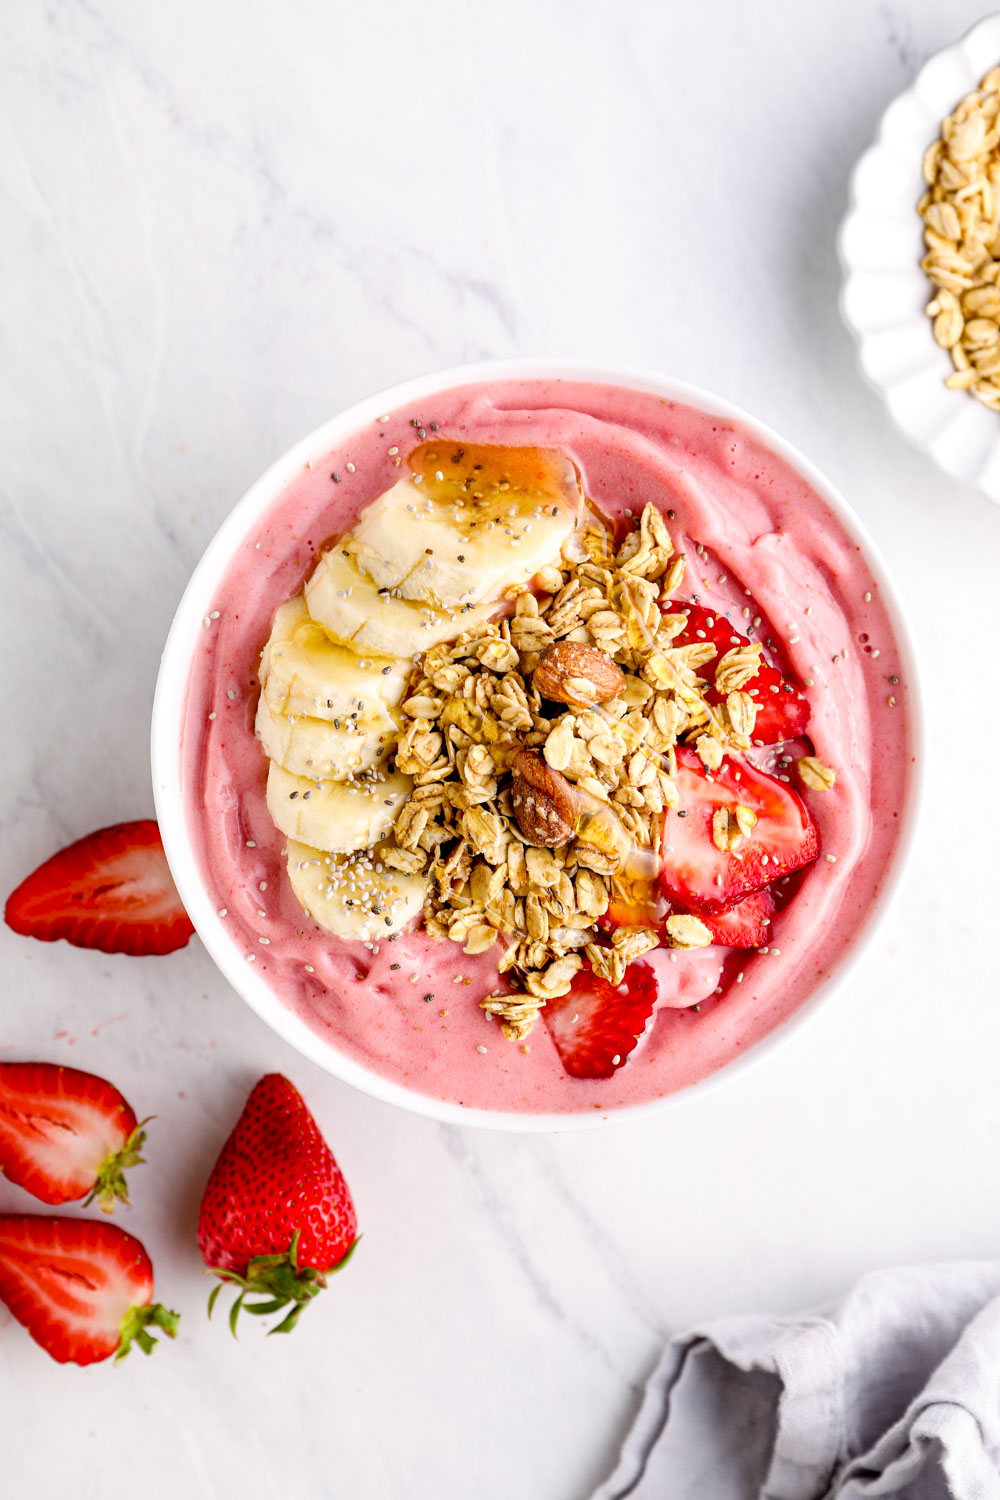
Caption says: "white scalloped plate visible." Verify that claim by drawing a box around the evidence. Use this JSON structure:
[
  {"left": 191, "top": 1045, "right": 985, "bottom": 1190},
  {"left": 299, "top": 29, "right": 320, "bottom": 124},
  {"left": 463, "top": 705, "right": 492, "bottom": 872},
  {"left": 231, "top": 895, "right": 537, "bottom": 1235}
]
[{"left": 839, "top": 12, "right": 1000, "bottom": 502}]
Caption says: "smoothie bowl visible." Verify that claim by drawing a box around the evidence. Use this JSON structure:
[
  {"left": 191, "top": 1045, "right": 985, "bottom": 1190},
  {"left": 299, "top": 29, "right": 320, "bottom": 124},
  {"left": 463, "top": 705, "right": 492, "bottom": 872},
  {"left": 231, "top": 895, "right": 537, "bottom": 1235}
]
[{"left": 152, "top": 362, "right": 920, "bottom": 1130}]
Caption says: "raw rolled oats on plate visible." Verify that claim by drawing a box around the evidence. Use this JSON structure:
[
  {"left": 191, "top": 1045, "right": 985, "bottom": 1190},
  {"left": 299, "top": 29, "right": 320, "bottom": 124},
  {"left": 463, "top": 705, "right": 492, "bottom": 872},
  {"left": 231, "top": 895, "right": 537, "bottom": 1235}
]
[
  {"left": 840, "top": 11, "right": 1000, "bottom": 498},
  {"left": 921, "top": 64, "right": 1000, "bottom": 409}
]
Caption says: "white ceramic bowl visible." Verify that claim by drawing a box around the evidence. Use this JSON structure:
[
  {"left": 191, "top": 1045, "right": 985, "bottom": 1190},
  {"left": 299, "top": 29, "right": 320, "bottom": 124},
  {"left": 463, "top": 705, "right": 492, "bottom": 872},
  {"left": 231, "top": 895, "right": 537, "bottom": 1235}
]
[
  {"left": 152, "top": 359, "right": 923, "bottom": 1131},
  {"left": 839, "top": 12, "right": 1000, "bottom": 501}
]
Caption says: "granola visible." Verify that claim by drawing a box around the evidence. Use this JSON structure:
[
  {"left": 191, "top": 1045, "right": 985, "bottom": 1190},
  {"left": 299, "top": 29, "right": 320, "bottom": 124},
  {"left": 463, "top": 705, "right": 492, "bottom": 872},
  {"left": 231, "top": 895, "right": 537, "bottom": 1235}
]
[
  {"left": 796, "top": 756, "right": 837, "bottom": 792},
  {"left": 368, "top": 502, "right": 827, "bottom": 1041}
]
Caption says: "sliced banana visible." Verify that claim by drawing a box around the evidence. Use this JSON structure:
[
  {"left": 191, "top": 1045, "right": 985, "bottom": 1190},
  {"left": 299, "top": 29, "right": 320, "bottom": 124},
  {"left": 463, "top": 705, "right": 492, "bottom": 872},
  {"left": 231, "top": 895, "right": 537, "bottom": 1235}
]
[
  {"left": 260, "top": 597, "right": 408, "bottom": 724},
  {"left": 266, "top": 761, "right": 412, "bottom": 854},
  {"left": 255, "top": 693, "right": 394, "bottom": 781},
  {"left": 349, "top": 464, "right": 581, "bottom": 610},
  {"left": 258, "top": 444, "right": 581, "bottom": 934},
  {"left": 286, "top": 838, "right": 428, "bottom": 942},
  {"left": 304, "top": 544, "right": 495, "bottom": 657}
]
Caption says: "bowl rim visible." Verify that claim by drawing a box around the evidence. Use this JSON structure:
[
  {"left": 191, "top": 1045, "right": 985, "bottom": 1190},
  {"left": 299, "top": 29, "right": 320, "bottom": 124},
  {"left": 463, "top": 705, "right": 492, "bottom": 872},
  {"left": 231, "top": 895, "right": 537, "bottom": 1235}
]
[
  {"left": 151, "top": 357, "right": 925, "bottom": 1133},
  {"left": 836, "top": 9, "right": 1000, "bottom": 499}
]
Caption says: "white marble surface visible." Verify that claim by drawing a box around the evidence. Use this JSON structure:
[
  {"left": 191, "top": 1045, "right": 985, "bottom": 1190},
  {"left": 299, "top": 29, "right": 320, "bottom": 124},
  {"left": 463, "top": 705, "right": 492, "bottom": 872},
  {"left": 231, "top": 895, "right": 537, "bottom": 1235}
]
[{"left": 2, "top": 2, "right": 999, "bottom": 1495}]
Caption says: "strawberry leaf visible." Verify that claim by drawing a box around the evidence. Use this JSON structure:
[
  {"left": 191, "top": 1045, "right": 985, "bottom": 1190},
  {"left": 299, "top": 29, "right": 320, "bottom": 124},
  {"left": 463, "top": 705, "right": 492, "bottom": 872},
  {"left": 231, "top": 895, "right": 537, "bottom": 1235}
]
[
  {"left": 115, "top": 1302, "right": 180, "bottom": 1363},
  {"left": 84, "top": 1119, "right": 151, "bottom": 1213},
  {"left": 205, "top": 1230, "right": 358, "bottom": 1338}
]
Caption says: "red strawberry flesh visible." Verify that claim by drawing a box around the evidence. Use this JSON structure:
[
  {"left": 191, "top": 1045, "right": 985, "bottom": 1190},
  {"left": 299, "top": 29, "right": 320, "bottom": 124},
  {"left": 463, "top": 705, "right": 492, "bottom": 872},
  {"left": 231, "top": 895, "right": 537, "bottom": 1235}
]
[
  {"left": 4, "top": 820, "right": 194, "bottom": 957},
  {"left": 543, "top": 964, "right": 658, "bottom": 1080},
  {"left": 698, "top": 887, "right": 776, "bottom": 948},
  {"left": 660, "top": 746, "right": 819, "bottom": 916},
  {"left": 0, "top": 1063, "right": 143, "bottom": 1210},
  {"left": 0, "top": 1215, "right": 177, "bottom": 1365},
  {"left": 666, "top": 599, "right": 810, "bottom": 743}
]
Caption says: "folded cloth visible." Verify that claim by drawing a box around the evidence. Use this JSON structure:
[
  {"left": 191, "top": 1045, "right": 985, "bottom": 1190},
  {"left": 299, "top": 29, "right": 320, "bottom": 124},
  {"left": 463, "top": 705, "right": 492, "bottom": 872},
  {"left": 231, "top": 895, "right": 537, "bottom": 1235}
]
[{"left": 592, "top": 1262, "right": 1000, "bottom": 1500}]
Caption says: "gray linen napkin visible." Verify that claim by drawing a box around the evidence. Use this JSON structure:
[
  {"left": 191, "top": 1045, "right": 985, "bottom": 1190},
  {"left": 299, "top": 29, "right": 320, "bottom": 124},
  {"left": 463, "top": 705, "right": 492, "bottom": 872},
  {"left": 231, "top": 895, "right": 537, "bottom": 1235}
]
[{"left": 593, "top": 1263, "right": 1000, "bottom": 1500}]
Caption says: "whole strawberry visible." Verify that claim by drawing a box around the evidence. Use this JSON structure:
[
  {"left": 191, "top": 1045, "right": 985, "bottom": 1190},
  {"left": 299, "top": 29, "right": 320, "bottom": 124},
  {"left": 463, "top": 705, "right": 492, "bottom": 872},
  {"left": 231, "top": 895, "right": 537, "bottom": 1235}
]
[{"left": 198, "top": 1074, "right": 357, "bottom": 1334}]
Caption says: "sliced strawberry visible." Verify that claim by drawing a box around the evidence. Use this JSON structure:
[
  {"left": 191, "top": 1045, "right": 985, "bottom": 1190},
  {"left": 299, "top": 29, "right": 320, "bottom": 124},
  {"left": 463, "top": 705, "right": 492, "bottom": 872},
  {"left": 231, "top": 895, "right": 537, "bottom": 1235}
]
[
  {"left": 5, "top": 820, "right": 194, "bottom": 956},
  {"left": 0, "top": 1215, "right": 178, "bottom": 1365},
  {"left": 698, "top": 887, "right": 775, "bottom": 948},
  {"left": 660, "top": 745, "right": 819, "bottom": 916},
  {"left": 543, "top": 964, "right": 657, "bottom": 1080},
  {"left": 0, "top": 1063, "right": 146, "bottom": 1211},
  {"left": 666, "top": 599, "right": 810, "bottom": 743}
]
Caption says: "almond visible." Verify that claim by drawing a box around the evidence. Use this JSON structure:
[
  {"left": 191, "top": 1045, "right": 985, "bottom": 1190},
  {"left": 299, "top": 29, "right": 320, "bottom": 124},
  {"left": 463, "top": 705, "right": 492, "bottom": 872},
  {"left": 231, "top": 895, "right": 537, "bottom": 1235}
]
[
  {"left": 509, "top": 749, "right": 580, "bottom": 848},
  {"left": 532, "top": 642, "right": 625, "bottom": 707}
]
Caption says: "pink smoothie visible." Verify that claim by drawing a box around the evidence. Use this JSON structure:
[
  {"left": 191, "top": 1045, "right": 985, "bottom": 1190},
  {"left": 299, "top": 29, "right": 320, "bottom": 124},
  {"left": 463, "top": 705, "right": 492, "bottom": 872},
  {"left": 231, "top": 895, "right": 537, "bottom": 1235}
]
[{"left": 179, "top": 379, "right": 915, "bottom": 1115}]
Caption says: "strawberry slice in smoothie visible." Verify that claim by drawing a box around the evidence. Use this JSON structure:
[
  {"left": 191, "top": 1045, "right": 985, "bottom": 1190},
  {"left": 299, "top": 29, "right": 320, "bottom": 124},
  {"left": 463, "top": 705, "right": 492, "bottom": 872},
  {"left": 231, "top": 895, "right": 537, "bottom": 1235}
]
[
  {"left": 660, "top": 746, "right": 819, "bottom": 916},
  {"left": 697, "top": 887, "right": 776, "bottom": 948},
  {"left": 667, "top": 599, "right": 810, "bottom": 744},
  {"left": 543, "top": 966, "right": 658, "bottom": 1079}
]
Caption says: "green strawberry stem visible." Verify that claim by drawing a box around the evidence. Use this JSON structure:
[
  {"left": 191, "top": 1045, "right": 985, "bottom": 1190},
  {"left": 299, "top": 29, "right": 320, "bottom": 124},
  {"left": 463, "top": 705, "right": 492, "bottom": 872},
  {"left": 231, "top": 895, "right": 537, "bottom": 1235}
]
[
  {"left": 115, "top": 1303, "right": 180, "bottom": 1363},
  {"left": 85, "top": 1119, "right": 151, "bottom": 1213},
  {"left": 206, "top": 1230, "right": 359, "bottom": 1337}
]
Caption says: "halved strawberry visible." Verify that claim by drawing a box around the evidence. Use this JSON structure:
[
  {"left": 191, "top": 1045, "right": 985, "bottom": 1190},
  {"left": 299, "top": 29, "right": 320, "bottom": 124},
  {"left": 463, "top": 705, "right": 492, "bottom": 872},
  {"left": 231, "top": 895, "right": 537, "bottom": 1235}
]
[
  {"left": 5, "top": 821, "right": 194, "bottom": 956},
  {"left": 0, "top": 1215, "right": 178, "bottom": 1365},
  {"left": 666, "top": 599, "right": 810, "bottom": 743},
  {"left": 698, "top": 887, "right": 775, "bottom": 948},
  {"left": 0, "top": 1063, "right": 146, "bottom": 1211},
  {"left": 542, "top": 964, "right": 657, "bottom": 1080},
  {"left": 660, "top": 746, "right": 819, "bottom": 916}
]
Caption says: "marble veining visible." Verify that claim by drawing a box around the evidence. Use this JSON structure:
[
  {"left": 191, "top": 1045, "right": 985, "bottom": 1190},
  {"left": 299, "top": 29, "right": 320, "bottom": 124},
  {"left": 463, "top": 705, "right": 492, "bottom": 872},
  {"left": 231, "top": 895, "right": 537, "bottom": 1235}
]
[{"left": 2, "top": 2, "right": 1000, "bottom": 1497}]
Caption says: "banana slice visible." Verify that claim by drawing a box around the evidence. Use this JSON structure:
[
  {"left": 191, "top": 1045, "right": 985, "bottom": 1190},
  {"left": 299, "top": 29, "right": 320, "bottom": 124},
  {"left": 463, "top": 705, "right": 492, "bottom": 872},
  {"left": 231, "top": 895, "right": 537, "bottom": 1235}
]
[
  {"left": 260, "top": 596, "right": 408, "bottom": 724},
  {"left": 285, "top": 838, "right": 428, "bottom": 942},
  {"left": 304, "top": 545, "right": 496, "bottom": 657},
  {"left": 349, "top": 446, "right": 581, "bottom": 610},
  {"left": 255, "top": 693, "right": 394, "bottom": 781},
  {"left": 266, "top": 761, "right": 412, "bottom": 853},
  {"left": 260, "top": 444, "right": 581, "bottom": 930}
]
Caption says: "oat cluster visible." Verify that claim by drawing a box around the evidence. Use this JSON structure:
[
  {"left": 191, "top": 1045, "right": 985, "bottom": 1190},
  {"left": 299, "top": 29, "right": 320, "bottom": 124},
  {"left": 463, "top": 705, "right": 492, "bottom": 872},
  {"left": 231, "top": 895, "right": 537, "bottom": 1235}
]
[
  {"left": 374, "top": 504, "right": 777, "bottom": 1041},
  {"left": 920, "top": 66, "right": 1000, "bottom": 409},
  {"left": 796, "top": 756, "right": 836, "bottom": 794}
]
